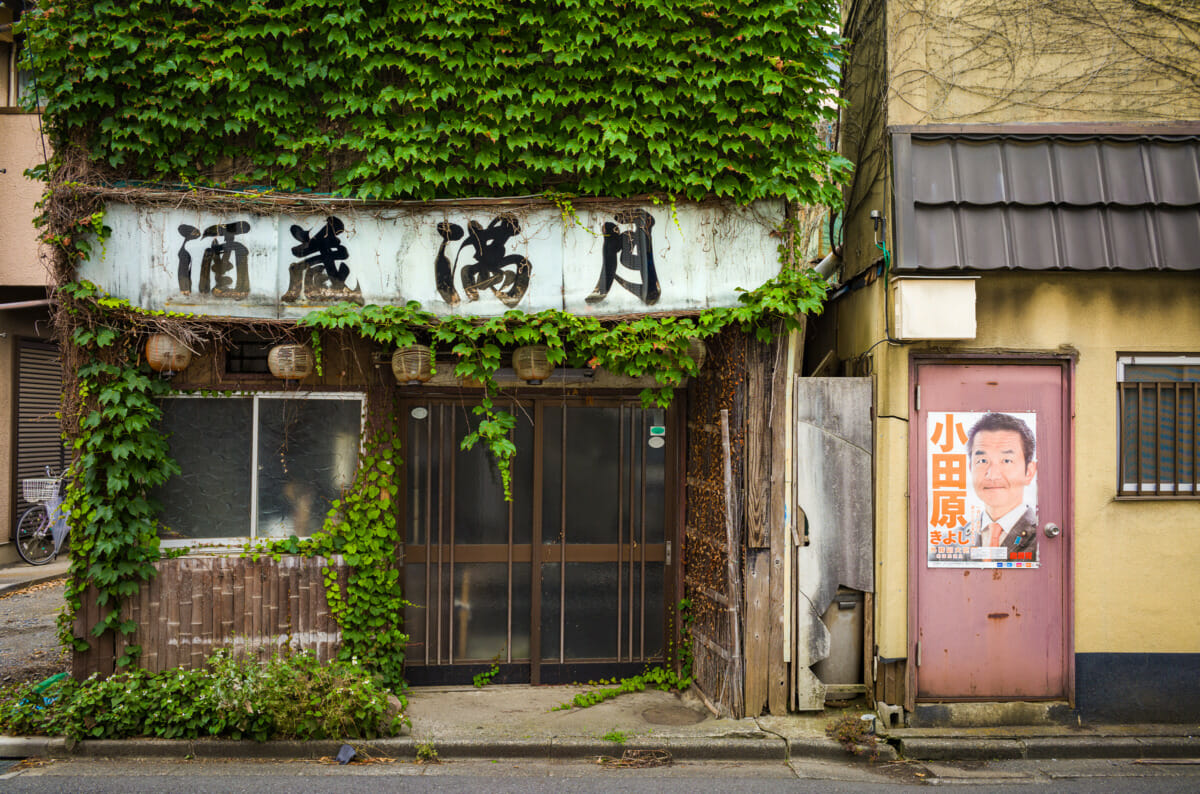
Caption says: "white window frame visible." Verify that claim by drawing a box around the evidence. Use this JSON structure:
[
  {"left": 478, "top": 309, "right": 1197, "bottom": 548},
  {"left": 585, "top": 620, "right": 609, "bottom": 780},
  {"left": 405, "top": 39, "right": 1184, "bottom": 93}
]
[
  {"left": 1117, "top": 355, "right": 1200, "bottom": 497},
  {"left": 158, "top": 391, "right": 366, "bottom": 549}
]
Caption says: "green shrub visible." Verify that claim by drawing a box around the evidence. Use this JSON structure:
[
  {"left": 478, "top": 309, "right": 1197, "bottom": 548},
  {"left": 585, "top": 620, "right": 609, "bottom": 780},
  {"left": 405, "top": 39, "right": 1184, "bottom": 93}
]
[{"left": 0, "top": 648, "right": 406, "bottom": 742}]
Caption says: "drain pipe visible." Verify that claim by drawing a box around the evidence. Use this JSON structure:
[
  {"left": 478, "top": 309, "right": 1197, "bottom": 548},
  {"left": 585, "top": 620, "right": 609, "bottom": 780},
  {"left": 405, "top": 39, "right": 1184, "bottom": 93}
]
[
  {"left": 0, "top": 299, "right": 52, "bottom": 311},
  {"left": 814, "top": 251, "right": 841, "bottom": 280}
]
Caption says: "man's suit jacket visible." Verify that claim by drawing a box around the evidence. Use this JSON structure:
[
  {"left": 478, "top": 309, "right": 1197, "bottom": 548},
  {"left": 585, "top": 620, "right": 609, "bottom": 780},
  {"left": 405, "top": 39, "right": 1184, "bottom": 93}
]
[{"left": 971, "top": 506, "right": 1038, "bottom": 559}]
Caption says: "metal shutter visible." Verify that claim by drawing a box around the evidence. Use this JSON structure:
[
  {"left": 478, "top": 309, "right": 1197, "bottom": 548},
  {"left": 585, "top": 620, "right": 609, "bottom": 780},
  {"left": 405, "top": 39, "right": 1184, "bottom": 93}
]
[{"left": 13, "top": 339, "right": 65, "bottom": 535}]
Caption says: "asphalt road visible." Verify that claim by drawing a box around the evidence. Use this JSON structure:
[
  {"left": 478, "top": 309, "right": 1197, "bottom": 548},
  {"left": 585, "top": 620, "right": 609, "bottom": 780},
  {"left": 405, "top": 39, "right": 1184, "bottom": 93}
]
[{"left": 2, "top": 757, "right": 1200, "bottom": 792}]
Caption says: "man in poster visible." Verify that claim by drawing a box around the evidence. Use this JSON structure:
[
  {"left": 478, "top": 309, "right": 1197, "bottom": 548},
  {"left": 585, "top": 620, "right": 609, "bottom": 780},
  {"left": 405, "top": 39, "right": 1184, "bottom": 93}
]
[{"left": 965, "top": 413, "right": 1039, "bottom": 563}]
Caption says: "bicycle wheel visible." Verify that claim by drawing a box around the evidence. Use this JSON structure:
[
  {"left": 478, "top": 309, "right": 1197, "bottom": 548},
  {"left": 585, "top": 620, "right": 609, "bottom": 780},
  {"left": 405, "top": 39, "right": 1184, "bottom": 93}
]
[{"left": 15, "top": 505, "right": 55, "bottom": 565}]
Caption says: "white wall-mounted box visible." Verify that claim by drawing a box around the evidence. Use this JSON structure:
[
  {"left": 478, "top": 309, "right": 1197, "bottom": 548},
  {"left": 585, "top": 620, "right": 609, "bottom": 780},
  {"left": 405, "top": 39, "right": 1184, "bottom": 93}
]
[{"left": 892, "top": 276, "right": 978, "bottom": 340}]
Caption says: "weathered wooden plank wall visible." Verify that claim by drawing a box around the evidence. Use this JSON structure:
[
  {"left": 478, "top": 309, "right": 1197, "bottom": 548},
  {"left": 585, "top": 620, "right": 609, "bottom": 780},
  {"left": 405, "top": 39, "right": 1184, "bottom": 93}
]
[
  {"left": 742, "top": 326, "right": 799, "bottom": 716},
  {"left": 73, "top": 555, "right": 347, "bottom": 679},
  {"left": 683, "top": 328, "right": 748, "bottom": 718}
]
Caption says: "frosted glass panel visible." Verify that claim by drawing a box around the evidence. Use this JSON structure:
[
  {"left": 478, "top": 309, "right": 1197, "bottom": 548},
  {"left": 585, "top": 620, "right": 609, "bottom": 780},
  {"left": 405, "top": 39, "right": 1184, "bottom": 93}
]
[
  {"left": 256, "top": 398, "right": 361, "bottom": 538},
  {"left": 452, "top": 563, "right": 530, "bottom": 661},
  {"left": 156, "top": 398, "right": 253, "bottom": 539}
]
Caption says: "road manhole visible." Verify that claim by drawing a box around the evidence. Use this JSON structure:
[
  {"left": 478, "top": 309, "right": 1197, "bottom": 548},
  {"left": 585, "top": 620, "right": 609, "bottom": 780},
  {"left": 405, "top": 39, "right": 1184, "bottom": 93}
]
[{"left": 641, "top": 704, "right": 706, "bottom": 726}]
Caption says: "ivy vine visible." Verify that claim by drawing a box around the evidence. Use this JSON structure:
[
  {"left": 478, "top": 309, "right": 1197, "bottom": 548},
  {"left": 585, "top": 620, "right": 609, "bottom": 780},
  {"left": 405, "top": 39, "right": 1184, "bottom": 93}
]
[
  {"left": 19, "top": 0, "right": 849, "bottom": 206},
  {"left": 57, "top": 282, "right": 181, "bottom": 667},
  {"left": 301, "top": 262, "right": 827, "bottom": 498},
  {"left": 256, "top": 418, "right": 408, "bottom": 690}
]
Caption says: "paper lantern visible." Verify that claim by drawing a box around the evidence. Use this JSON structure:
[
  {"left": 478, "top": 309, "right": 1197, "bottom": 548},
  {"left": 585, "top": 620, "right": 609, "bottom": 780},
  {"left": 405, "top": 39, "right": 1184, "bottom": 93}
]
[
  {"left": 267, "top": 344, "right": 315, "bottom": 380},
  {"left": 392, "top": 345, "right": 433, "bottom": 384},
  {"left": 146, "top": 334, "right": 192, "bottom": 374}
]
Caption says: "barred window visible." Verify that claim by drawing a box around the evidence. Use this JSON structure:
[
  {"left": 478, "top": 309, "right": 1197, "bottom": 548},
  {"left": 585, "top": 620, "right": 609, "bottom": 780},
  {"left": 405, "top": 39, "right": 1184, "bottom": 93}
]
[{"left": 1118, "top": 356, "right": 1199, "bottom": 498}]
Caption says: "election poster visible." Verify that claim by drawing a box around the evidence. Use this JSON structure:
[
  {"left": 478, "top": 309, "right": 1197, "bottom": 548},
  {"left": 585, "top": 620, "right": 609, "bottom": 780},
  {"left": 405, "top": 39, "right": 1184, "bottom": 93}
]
[{"left": 926, "top": 411, "right": 1039, "bottom": 569}]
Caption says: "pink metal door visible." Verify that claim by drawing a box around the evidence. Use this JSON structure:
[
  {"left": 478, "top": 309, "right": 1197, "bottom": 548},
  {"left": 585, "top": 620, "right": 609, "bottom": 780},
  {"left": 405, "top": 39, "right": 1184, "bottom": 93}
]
[{"left": 913, "top": 362, "right": 1070, "bottom": 700}]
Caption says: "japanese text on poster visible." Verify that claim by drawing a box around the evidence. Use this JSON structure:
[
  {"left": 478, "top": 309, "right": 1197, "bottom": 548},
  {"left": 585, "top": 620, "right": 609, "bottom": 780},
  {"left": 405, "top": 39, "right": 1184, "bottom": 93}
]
[{"left": 927, "top": 411, "right": 1039, "bottom": 569}]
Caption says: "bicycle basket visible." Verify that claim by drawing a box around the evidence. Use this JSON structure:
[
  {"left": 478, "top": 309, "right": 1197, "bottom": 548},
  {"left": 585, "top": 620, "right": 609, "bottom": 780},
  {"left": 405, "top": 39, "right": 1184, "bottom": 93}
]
[{"left": 22, "top": 478, "right": 60, "bottom": 503}]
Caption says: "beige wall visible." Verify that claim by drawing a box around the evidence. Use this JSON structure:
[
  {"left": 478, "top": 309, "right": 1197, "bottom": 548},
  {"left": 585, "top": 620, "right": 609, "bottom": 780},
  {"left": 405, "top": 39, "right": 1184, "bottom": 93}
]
[
  {"left": 0, "top": 112, "right": 48, "bottom": 287},
  {"left": 886, "top": 0, "right": 1200, "bottom": 126},
  {"left": 841, "top": 271, "right": 1200, "bottom": 658}
]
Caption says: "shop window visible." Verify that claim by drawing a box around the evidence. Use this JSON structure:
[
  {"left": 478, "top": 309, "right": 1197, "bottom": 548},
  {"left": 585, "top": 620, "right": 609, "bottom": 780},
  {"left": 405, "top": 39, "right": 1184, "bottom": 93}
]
[
  {"left": 154, "top": 393, "right": 363, "bottom": 543},
  {"left": 1118, "top": 356, "right": 1199, "bottom": 497}
]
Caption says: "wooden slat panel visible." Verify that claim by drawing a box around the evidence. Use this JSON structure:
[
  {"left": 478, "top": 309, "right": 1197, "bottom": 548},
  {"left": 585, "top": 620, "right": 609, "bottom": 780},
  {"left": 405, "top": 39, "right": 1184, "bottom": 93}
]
[{"left": 73, "top": 556, "right": 348, "bottom": 677}]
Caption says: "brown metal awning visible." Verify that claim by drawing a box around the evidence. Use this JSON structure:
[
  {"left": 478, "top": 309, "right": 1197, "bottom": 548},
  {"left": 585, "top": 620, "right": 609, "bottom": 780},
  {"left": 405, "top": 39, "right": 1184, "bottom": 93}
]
[{"left": 891, "top": 123, "right": 1200, "bottom": 272}]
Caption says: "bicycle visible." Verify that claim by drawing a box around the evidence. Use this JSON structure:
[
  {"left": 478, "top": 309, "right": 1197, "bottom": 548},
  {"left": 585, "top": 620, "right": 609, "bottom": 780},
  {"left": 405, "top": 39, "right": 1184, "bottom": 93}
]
[{"left": 15, "top": 468, "right": 70, "bottom": 566}]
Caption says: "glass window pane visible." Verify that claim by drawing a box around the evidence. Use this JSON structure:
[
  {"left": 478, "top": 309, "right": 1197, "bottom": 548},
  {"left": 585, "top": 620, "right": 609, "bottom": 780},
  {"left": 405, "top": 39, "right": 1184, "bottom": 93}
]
[
  {"left": 563, "top": 407, "right": 621, "bottom": 544},
  {"left": 1124, "top": 364, "right": 1200, "bottom": 383},
  {"left": 156, "top": 398, "right": 253, "bottom": 539},
  {"left": 405, "top": 563, "right": 452, "bottom": 663},
  {"left": 404, "top": 563, "right": 429, "bottom": 663},
  {"left": 452, "top": 563, "right": 530, "bottom": 662},
  {"left": 540, "top": 562, "right": 562, "bottom": 662},
  {"left": 542, "top": 406, "right": 564, "bottom": 545},
  {"left": 642, "top": 563, "right": 665, "bottom": 660},
  {"left": 453, "top": 402, "right": 533, "bottom": 545},
  {"left": 256, "top": 398, "right": 361, "bottom": 538},
  {"left": 1122, "top": 381, "right": 1198, "bottom": 490},
  {"left": 562, "top": 562, "right": 619, "bottom": 660},
  {"left": 405, "top": 404, "right": 438, "bottom": 546}
]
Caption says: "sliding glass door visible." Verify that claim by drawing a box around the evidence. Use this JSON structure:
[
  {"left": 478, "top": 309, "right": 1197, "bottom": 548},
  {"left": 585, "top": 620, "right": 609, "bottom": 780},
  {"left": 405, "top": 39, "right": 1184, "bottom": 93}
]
[{"left": 402, "top": 397, "right": 675, "bottom": 685}]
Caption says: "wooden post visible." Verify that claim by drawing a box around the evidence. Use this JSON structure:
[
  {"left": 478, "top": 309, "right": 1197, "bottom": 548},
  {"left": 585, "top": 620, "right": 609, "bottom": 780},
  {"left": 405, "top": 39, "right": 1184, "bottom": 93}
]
[
  {"left": 720, "top": 408, "right": 745, "bottom": 719},
  {"left": 768, "top": 325, "right": 802, "bottom": 714}
]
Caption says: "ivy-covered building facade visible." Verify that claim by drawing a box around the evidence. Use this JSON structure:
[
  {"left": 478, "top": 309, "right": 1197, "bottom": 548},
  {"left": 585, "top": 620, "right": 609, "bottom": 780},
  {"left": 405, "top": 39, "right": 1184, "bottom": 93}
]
[{"left": 25, "top": 0, "right": 868, "bottom": 717}]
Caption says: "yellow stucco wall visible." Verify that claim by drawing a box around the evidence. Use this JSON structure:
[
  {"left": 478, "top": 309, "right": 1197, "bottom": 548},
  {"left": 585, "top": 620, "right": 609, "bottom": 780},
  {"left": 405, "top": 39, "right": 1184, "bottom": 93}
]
[
  {"left": 834, "top": 0, "right": 1200, "bottom": 662},
  {"left": 0, "top": 112, "right": 48, "bottom": 287},
  {"left": 842, "top": 271, "right": 1200, "bottom": 658},
  {"left": 886, "top": 0, "right": 1200, "bottom": 126}
]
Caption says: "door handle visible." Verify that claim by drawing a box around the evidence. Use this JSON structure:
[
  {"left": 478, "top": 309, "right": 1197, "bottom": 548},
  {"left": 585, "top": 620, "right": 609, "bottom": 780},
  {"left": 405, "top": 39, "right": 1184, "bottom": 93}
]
[{"left": 1043, "top": 522, "right": 1061, "bottom": 538}]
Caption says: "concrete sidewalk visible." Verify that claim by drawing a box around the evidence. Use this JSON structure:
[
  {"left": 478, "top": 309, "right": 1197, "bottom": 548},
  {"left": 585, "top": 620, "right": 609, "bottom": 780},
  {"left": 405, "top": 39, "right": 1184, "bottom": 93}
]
[
  {"left": 2, "top": 683, "right": 1197, "bottom": 763},
  {"left": 0, "top": 557, "right": 69, "bottom": 596}
]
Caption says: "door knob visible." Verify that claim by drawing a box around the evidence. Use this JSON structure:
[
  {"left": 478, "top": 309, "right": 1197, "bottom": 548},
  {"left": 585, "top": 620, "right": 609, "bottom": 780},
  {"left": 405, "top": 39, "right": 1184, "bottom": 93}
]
[{"left": 1043, "top": 522, "right": 1061, "bottom": 538}]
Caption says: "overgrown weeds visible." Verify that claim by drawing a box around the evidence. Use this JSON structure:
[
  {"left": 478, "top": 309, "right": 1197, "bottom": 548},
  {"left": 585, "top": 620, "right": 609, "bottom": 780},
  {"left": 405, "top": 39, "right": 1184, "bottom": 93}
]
[
  {"left": 0, "top": 648, "right": 406, "bottom": 742},
  {"left": 825, "top": 713, "right": 879, "bottom": 761}
]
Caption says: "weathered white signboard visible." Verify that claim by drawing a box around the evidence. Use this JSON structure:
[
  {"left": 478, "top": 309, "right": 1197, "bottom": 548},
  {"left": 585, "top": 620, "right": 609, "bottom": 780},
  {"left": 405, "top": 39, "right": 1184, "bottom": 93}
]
[{"left": 79, "top": 200, "right": 786, "bottom": 319}]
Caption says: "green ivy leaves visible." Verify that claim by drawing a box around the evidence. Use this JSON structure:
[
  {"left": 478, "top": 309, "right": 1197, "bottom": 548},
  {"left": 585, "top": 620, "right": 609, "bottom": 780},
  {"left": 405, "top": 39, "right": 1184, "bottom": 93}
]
[
  {"left": 21, "top": 0, "right": 849, "bottom": 206},
  {"left": 60, "top": 296, "right": 181, "bottom": 665},
  {"left": 300, "top": 262, "right": 828, "bottom": 500}
]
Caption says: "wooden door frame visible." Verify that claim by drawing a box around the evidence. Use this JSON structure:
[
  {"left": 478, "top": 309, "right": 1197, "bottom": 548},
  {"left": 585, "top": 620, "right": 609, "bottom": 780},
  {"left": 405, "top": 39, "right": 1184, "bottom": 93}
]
[{"left": 906, "top": 353, "right": 1076, "bottom": 710}]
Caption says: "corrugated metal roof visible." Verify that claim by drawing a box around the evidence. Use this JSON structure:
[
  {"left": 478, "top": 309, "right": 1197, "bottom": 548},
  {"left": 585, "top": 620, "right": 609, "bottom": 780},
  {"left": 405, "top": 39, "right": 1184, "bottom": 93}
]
[{"left": 892, "top": 131, "right": 1200, "bottom": 271}]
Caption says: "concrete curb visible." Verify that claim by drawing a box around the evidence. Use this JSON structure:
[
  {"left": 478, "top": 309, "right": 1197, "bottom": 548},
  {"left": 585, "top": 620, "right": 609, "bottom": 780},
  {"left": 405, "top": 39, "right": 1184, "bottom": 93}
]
[
  {"left": 0, "top": 571, "right": 67, "bottom": 597},
  {"left": 0, "top": 734, "right": 796, "bottom": 762},
  {"left": 0, "top": 737, "right": 70, "bottom": 759},
  {"left": 4, "top": 732, "right": 1194, "bottom": 763},
  {"left": 895, "top": 735, "right": 1200, "bottom": 761},
  {"left": 789, "top": 736, "right": 899, "bottom": 763}
]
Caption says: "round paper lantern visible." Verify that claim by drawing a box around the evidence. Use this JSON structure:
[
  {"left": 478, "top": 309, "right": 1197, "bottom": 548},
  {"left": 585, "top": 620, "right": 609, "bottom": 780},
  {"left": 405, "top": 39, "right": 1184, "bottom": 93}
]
[
  {"left": 392, "top": 345, "right": 433, "bottom": 385},
  {"left": 513, "top": 345, "right": 553, "bottom": 384},
  {"left": 146, "top": 334, "right": 192, "bottom": 374},
  {"left": 267, "top": 344, "right": 315, "bottom": 380}
]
